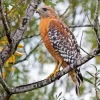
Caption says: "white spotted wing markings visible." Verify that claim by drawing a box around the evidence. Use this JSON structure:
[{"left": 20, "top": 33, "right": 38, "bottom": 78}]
[{"left": 48, "top": 22, "right": 80, "bottom": 64}]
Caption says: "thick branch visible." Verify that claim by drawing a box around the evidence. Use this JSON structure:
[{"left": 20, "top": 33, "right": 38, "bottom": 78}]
[
  {"left": 0, "top": 92, "right": 11, "bottom": 100},
  {"left": 0, "top": 0, "right": 11, "bottom": 43},
  {"left": 0, "top": 76, "right": 11, "bottom": 94},
  {"left": 94, "top": 0, "right": 100, "bottom": 45},
  {"left": 0, "top": 0, "right": 41, "bottom": 68},
  {"left": 10, "top": 47, "right": 100, "bottom": 94}
]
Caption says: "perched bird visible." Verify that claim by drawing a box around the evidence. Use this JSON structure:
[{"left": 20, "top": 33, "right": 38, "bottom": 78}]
[{"left": 36, "top": 6, "right": 83, "bottom": 95}]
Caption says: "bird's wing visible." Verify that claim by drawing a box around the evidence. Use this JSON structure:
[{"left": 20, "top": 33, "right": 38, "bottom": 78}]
[{"left": 48, "top": 19, "right": 80, "bottom": 64}]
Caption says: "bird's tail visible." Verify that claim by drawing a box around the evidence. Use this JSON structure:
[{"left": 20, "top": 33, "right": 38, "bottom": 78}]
[{"left": 69, "top": 68, "right": 83, "bottom": 95}]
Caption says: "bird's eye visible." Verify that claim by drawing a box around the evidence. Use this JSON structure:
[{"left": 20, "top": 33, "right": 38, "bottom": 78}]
[{"left": 42, "top": 8, "right": 48, "bottom": 11}]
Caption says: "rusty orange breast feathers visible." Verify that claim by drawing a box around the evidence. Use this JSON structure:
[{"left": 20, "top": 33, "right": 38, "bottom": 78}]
[
  {"left": 39, "top": 18, "right": 51, "bottom": 38},
  {"left": 39, "top": 18, "right": 62, "bottom": 59}
]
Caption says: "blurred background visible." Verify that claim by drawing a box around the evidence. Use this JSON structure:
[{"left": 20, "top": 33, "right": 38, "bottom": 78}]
[{"left": 0, "top": 0, "right": 100, "bottom": 100}]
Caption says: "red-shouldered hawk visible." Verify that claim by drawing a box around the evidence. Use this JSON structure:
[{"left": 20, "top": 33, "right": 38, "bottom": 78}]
[{"left": 36, "top": 6, "right": 83, "bottom": 95}]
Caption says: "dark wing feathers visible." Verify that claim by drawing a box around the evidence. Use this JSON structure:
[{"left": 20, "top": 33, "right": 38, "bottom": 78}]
[{"left": 48, "top": 20, "right": 80, "bottom": 64}]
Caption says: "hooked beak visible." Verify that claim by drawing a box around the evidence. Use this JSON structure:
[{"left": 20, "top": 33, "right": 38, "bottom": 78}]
[{"left": 36, "top": 8, "right": 40, "bottom": 13}]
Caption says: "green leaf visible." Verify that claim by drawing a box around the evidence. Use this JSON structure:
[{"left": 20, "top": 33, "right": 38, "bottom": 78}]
[
  {"left": 96, "top": 79, "right": 100, "bottom": 84},
  {"left": 83, "top": 77, "right": 93, "bottom": 84},
  {"left": 91, "top": 64, "right": 97, "bottom": 72},
  {"left": 97, "top": 70, "right": 100, "bottom": 73},
  {"left": 49, "top": 95, "right": 54, "bottom": 100},
  {"left": 57, "top": 92, "right": 62, "bottom": 99},
  {"left": 97, "top": 88, "right": 100, "bottom": 92},
  {"left": 55, "top": 92, "right": 63, "bottom": 100},
  {"left": 86, "top": 71, "right": 94, "bottom": 77},
  {"left": 97, "top": 83, "right": 100, "bottom": 86},
  {"left": 45, "top": 1, "right": 56, "bottom": 6}
]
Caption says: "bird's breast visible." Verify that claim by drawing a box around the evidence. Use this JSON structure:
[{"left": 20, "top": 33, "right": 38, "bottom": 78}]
[
  {"left": 39, "top": 18, "right": 63, "bottom": 61},
  {"left": 39, "top": 18, "right": 51, "bottom": 38}
]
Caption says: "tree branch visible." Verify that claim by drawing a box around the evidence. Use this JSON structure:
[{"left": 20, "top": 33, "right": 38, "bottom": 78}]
[
  {"left": 11, "top": 47, "right": 100, "bottom": 94},
  {"left": 0, "top": 0, "right": 41, "bottom": 68},
  {"left": 0, "top": 76, "right": 11, "bottom": 94},
  {"left": 69, "top": 24, "right": 100, "bottom": 28},
  {"left": 0, "top": 0, "right": 11, "bottom": 43},
  {"left": 94, "top": 0, "right": 100, "bottom": 46},
  {"left": 0, "top": 92, "right": 11, "bottom": 100},
  {"left": 59, "top": 6, "right": 70, "bottom": 18},
  {"left": 13, "top": 40, "right": 42, "bottom": 65},
  {"left": 20, "top": 34, "right": 40, "bottom": 41}
]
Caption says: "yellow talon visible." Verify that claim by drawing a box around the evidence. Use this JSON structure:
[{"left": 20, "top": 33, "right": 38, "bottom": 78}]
[
  {"left": 53, "top": 68, "right": 60, "bottom": 78},
  {"left": 47, "top": 73, "right": 54, "bottom": 79},
  {"left": 46, "top": 60, "right": 62, "bottom": 79}
]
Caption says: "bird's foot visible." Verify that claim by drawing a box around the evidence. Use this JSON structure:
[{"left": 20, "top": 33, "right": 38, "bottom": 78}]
[
  {"left": 53, "top": 69, "right": 60, "bottom": 77},
  {"left": 46, "top": 73, "right": 54, "bottom": 79},
  {"left": 46, "top": 69, "right": 60, "bottom": 79}
]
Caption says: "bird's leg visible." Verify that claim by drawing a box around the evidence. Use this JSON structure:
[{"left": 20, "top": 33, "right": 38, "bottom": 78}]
[
  {"left": 47, "top": 60, "right": 62, "bottom": 79},
  {"left": 46, "top": 63, "right": 58, "bottom": 79},
  {"left": 53, "top": 60, "right": 62, "bottom": 77}
]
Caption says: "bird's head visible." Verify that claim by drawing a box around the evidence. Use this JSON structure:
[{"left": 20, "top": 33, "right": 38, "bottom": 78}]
[{"left": 36, "top": 6, "right": 57, "bottom": 18}]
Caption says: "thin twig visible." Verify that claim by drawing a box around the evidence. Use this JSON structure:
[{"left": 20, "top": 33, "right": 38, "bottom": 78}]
[
  {"left": 86, "top": 12, "right": 99, "bottom": 45},
  {"left": 80, "top": 31, "right": 84, "bottom": 47},
  {"left": 86, "top": 13, "right": 93, "bottom": 27},
  {"left": 94, "top": 73, "right": 98, "bottom": 100},
  {"left": 20, "top": 34, "right": 40, "bottom": 41},
  {"left": 79, "top": 46, "right": 100, "bottom": 57},
  {"left": 0, "top": 0, "right": 11, "bottom": 43},
  {"left": 64, "top": 8, "right": 77, "bottom": 19},
  {"left": 13, "top": 40, "right": 42, "bottom": 65},
  {"left": 60, "top": 6, "right": 70, "bottom": 18},
  {"left": 79, "top": 46, "right": 91, "bottom": 56},
  {"left": 96, "top": 54, "right": 100, "bottom": 56},
  {"left": 68, "top": 24, "right": 100, "bottom": 28},
  {"left": 0, "top": 24, "right": 99, "bottom": 40}
]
